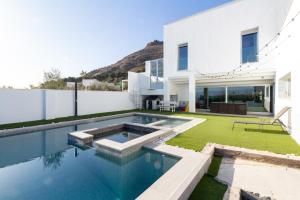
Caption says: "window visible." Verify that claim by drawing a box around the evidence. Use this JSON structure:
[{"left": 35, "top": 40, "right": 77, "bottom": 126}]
[
  {"left": 178, "top": 44, "right": 188, "bottom": 70},
  {"left": 150, "top": 59, "right": 164, "bottom": 89},
  {"left": 228, "top": 86, "right": 265, "bottom": 112},
  {"left": 196, "top": 87, "right": 226, "bottom": 109},
  {"left": 170, "top": 95, "right": 178, "bottom": 102},
  {"left": 279, "top": 73, "right": 291, "bottom": 99},
  {"left": 242, "top": 32, "right": 258, "bottom": 63}
]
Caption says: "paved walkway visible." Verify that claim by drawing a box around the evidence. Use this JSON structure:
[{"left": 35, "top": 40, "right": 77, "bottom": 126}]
[{"left": 217, "top": 158, "right": 300, "bottom": 200}]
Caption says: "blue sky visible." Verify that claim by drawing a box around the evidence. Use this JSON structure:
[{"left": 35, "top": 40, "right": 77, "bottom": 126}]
[{"left": 0, "top": 0, "right": 231, "bottom": 88}]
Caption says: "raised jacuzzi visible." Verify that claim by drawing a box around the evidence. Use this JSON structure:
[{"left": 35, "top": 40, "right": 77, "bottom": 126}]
[{"left": 68, "top": 123, "right": 172, "bottom": 156}]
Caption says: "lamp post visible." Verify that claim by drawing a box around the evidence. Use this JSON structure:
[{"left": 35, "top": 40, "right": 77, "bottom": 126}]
[
  {"left": 64, "top": 77, "right": 79, "bottom": 117},
  {"left": 74, "top": 78, "right": 78, "bottom": 116}
]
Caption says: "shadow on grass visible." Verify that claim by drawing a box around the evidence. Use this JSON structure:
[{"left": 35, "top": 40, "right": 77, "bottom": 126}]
[
  {"left": 189, "top": 174, "right": 227, "bottom": 200},
  {"left": 189, "top": 156, "right": 227, "bottom": 200},
  {"left": 244, "top": 128, "right": 288, "bottom": 135}
]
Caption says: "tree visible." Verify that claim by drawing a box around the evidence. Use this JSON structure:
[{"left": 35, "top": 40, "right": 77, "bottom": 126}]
[
  {"left": 80, "top": 70, "right": 87, "bottom": 77},
  {"left": 44, "top": 68, "right": 62, "bottom": 82},
  {"left": 39, "top": 68, "right": 66, "bottom": 89}
]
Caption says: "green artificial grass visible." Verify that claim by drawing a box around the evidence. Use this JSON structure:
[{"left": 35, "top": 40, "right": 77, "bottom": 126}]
[
  {"left": 207, "top": 156, "right": 223, "bottom": 177},
  {"left": 0, "top": 109, "right": 137, "bottom": 130},
  {"left": 163, "top": 112, "right": 300, "bottom": 156},
  {"left": 139, "top": 110, "right": 300, "bottom": 155},
  {"left": 188, "top": 174, "right": 228, "bottom": 200},
  {"left": 189, "top": 156, "right": 226, "bottom": 200}
]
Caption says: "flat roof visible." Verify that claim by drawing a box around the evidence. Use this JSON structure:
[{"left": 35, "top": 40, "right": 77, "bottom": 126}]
[{"left": 164, "top": 0, "right": 242, "bottom": 27}]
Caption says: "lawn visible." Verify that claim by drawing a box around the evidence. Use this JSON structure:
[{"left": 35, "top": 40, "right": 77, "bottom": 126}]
[
  {"left": 189, "top": 156, "right": 227, "bottom": 200},
  {"left": 143, "top": 111, "right": 300, "bottom": 156}
]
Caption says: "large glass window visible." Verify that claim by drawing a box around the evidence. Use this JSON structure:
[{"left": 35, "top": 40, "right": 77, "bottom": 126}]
[
  {"left": 228, "top": 86, "right": 265, "bottom": 112},
  {"left": 196, "top": 87, "right": 226, "bottom": 109},
  {"left": 242, "top": 32, "right": 258, "bottom": 63},
  {"left": 150, "top": 59, "right": 163, "bottom": 89},
  {"left": 178, "top": 44, "right": 188, "bottom": 70}
]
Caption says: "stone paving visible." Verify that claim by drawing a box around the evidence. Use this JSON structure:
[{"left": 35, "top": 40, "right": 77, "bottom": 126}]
[{"left": 217, "top": 157, "right": 300, "bottom": 200}]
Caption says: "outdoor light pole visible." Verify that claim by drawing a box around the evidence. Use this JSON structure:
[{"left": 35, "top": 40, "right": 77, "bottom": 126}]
[{"left": 74, "top": 78, "right": 78, "bottom": 116}]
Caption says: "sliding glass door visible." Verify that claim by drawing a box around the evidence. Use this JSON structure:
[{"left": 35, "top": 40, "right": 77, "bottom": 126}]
[
  {"left": 196, "top": 87, "right": 226, "bottom": 109},
  {"left": 196, "top": 86, "right": 269, "bottom": 112},
  {"left": 228, "top": 86, "right": 265, "bottom": 112}
]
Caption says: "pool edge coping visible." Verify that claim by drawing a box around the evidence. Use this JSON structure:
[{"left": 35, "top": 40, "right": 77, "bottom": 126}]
[
  {"left": 137, "top": 144, "right": 214, "bottom": 200},
  {"left": 0, "top": 112, "right": 193, "bottom": 138},
  {"left": 139, "top": 142, "right": 300, "bottom": 200}
]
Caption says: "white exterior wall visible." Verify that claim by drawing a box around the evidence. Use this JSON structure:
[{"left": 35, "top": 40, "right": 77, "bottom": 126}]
[
  {"left": 0, "top": 89, "right": 135, "bottom": 124},
  {"left": 78, "top": 91, "right": 135, "bottom": 115},
  {"left": 271, "top": 0, "right": 300, "bottom": 143},
  {"left": 164, "top": 0, "right": 292, "bottom": 78},
  {"left": 175, "top": 84, "right": 189, "bottom": 101}
]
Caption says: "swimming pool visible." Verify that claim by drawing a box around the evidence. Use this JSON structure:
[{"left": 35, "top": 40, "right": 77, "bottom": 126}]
[
  {"left": 0, "top": 146, "right": 178, "bottom": 200},
  {"left": 0, "top": 114, "right": 187, "bottom": 200}
]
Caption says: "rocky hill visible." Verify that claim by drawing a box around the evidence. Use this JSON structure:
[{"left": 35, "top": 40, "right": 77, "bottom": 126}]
[{"left": 84, "top": 40, "right": 163, "bottom": 83}]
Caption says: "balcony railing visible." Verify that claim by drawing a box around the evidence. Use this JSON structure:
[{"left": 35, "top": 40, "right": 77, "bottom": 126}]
[
  {"left": 149, "top": 58, "right": 164, "bottom": 90},
  {"left": 150, "top": 75, "right": 163, "bottom": 90}
]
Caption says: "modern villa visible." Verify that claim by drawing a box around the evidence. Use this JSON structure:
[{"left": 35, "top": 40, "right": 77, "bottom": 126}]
[
  {"left": 129, "top": 0, "right": 300, "bottom": 144},
  {"left": 1, "top": 0, "right": 300, "bottom": 199}
]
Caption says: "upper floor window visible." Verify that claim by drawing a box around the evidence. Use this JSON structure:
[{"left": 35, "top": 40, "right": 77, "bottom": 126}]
[
  {"left": 150, "top": 59, "right": 163, "bottom": 78},
  {"left": 150, "top": 58, "right": 164, "bottom": 89},
  {"left": 178, "top": 44, "right": 188, "bottom": 70},
  {"left": 242, "top": 32, "right": 258, "bottom": 63}
]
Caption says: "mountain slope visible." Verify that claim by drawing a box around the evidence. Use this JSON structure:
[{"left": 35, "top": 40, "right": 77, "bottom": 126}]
[{"left": 84, "top": 40, "right": 163, "bottom": 83}]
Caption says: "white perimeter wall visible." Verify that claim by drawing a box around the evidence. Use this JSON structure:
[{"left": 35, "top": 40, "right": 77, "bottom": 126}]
[
  {"left": 78, "top": 91, "right": 135, "bottom": 115},
  {"left": 45, "top": 90, "right": 74, "bottom": 119},
  {"left": 0, "top": 89, "right": 135, "bottom": 124},
  {"left": 0, "top": 89, "right": 44, "bottom": 124}
]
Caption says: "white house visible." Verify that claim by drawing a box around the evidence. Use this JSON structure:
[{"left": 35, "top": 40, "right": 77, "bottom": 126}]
[
  {"left": 128, "top": 0, "right": 300, "bottom": 143},
  {"left": 82, "top": 79, "right": 101, "bottom": 87}
]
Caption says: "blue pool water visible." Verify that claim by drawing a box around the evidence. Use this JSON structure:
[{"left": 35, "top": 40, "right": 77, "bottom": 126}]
[
  {"left": 0, "top": 147, "right": 178, "bottom": 200},
  {"left": 101, "top": 131, "right": 143, "bottom": 143},
  {"left": 0, "top": 114, "right": 183, "bottom": 200},
  {"left": 154, "top": 118, "right": 189, "bottom": 128}
]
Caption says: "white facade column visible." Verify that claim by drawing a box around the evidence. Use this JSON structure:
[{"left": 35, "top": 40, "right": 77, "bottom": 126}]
[
  {"left": 164, "top": 80, "right": 170, "bottom": 102},
  {"left": 225, "top": 86, "right": 228, "bottom": 103},
  {"left": 189, "top": 75, "right": 196, "bottom": 112}
]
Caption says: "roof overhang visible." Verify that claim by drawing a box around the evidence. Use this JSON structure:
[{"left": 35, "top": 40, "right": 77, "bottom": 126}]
[{"left": 167, "top": 70, "right": 276, "bottom": 86}]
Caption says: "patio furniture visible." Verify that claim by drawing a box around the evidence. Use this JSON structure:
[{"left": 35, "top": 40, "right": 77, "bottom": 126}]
[
  {"left": 232, "top": 106, "right": 291, "bottom": 130},
  {"left": 178, "top": 101, "right": 188, "bottom": 112},
  {"left": 210, "top": 102, "right": 247, "bottom": 115},
  {"left": 159, "top": 101, "right": 177, "bottom": 112}
]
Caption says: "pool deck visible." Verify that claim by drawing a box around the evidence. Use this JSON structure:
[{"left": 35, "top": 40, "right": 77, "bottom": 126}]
[
  {"left": 137, "top": 117, "right": 211, "bottom": 200},
  {"left": 217, "top": 158, "right": 300, "bottom": 200},
  {"left": 138, "top": 143, "right": 213, "bottom": 200}
]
